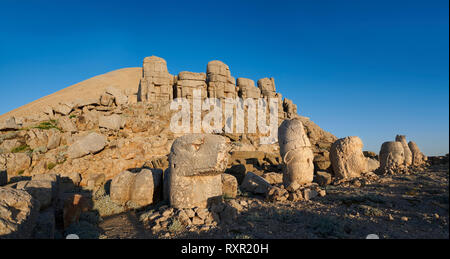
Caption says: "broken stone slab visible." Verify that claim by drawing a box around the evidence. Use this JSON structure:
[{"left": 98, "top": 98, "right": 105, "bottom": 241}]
[
  {"left": 46, "top": 128, "right": 62, "bottom": 150},
  {"left": 0, "top": 187, "right": 40, "bottom": 239},
  {"left": 53, "top": 102, "right": 74, "bottom": 116},
  {"left": 330, "top": 136, "right": 368, "bottom": 179},
  {"left": 67, "top": 132, "right": 107, "bottom": 159},
  {"left": 263, "top": 172, "right": 283, "bottom": 185},
  {"left": 221, "top": 173, "right": 238, "bottom": 198},
  {"left": 240, "top": 172, "right": 272, "bottom": 195},
  {"left": 110, "top": 169, "right": 163, "bottom": 207},
  {"left": 314, "top": 171, "right": 332, "bottom": 187},
  {"left": 106, "top": 86, "right": 128, "bottom": 106},
  {"left": 0, "top": 117, "right": 20, "bottom": 131},
  {"left": 58, "top": 117, "right": 77, "bottom": 133},
  {"left": 74, "top": 97, "right": 100, "bottom": 108},
  {"left": 99, "top": 114, "right": 125, "bottom": 131},
  {"left": 169, "top": 134, "right": 230, "bottom": 209}
]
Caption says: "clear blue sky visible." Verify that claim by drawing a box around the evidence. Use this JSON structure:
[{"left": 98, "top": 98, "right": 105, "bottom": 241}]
[{"left": 0, "top": 0, "right": 448, "bottom": 155}]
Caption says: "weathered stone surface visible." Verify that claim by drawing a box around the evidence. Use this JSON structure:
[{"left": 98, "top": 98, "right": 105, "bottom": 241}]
[
  {"left": 315, "top": 171, "right": 332, "bottom": 186},
  {"left": 366, "top": 158, "right": 380, "bottom": 172},
  {"left": 46, "top": 128, "right": 61, "bottom": 149},
  {"left": 278, "top": 118, "right": 314, "bottom": 187},
  {"left": 67, "top": 133, "right": 107, "bottom": 159},
  {"left": 257, "top": 78, "right": 276, "bottom": 98},
  {"left": 110, "top": 170, "right": 136, "bottom": 206},
  {"left": 237, "top": 78, "right": 261, "bottom": 99},
  {"left": 396, "top": 135, "right": 413, "bottom": 166},
  {"left": 53, "top": 102, "right": 74, "bottom": 115},
  {"left": 283, "top": 98, "right": 298, "bottom": 119},
  {"left": 240, "top": 172, "right": 272, "bottom": 195},
  {"left": 379, "top": 141, "right": 405, "bottom": 170},
  {"left": 0, "top": 187, "right": 40, "bottom": 239},
  {"left": 106, "top": 86, "right": 128, "bottom": 106},
  {"left": 169, "top": 134, "right": 230, "bottom": 209},
  {"left": 0, "top": 117, "right": 20, "bottom": 131},
  {"left": 17, "top": 180, "right": 54, "bottom": 210},
  {"left": 74, "top": 97, "right": 99, "bottom": 108},
  {"left": 263, "top": 172, "right": 283, "bottom": 185},
  {"left": 25, "top": 128, "right": 49, "bottom": 149},
  {"left": 99, "top": 114, "right": 124, "bottom": 130},
  {"left": 139, "top": 56, "right": 174, "bottom": 103},
  {"left": 408, "top": 141, "right": 427, "bottom": 166},
  {"left": 110, "top": 169, "right": 163, "bottom": 207},
  {"left": 175, "top": 72, "right": 207, "bottom": 99},
  {"left": 207, "top": 61, "right": 236, "bottom": 98},
  {"left": 330, "top": 136, "right": 367, "bottom": 179},
  {"left": 221, "top": 173, "right": 238, "bottom": 198},
  {"left": 0, "top": 153, "right": 31, "bottom": 178},
  {"left": 100, "top": 93, "right": 115, "bottom": 106},
  {"left": 130, "top": 169, "right": 163, "bottom": 207},
  {"left": 86, "top": 173, "right": 105, "bottom": 191},
  {"left": 58, "top": 117, "right": 77, "bottom": 133}
]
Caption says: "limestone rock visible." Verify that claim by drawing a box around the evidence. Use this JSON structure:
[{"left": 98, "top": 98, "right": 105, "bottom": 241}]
[
  {"left": 0, "top": 153, "right": 31, "bottom": 178},
  {"left": 315, "top": 171, "right": 332, "bottom": 186},
  {"left": 67, "top": 133, "right": 107, "bottom": 159},
  {"left": 283, "top": 98, "right": 298, "bottom": 119},
  {"left": 99, "top": 114, "right": 124, "bottom": 130},
  {"left": 207, "top": 60, "right": 236, "bottom": 98},
  {"left": 237, "top": 78, "right": 261, "bottom": 99},
  {"left": 0, "top": 117, "right": 20, "bottom": 131},
  {"left": 408, "top": 141, "right": 427, "bottom": 166},
  {"left": 53, "top": 102, "right": 74, "bottom": 116},
  {"left": 221, "top": 173, "right": 238, "bottom": 198},
  {"left": 278, "top": 118, "right": 314, "bottom": 187},
  {"left": 379, "top": 141, "right": 405, "bottom": 170},
  {"left": 0, "top": 187, "right": 40, "bottom": 239},
  {"left": 330, "top": 136, "right": 367, "bottom": 179},
  {"left": 130, "top": 169, "right": 163, "bottom": 207},
  {"left": 169, "top": 134, "right": 230, "bottom": 209},
  {"left": 58, "top": 117, "right": 77, "bottom": 133},
  {"left": 395, "top": 135, "right": 413, "bottom": 166},
  {"left": 139, "top": 56, "right": 174, "bottom": 103},
  {"left": 263, "top": 172, "right": 283, "bottom": 185},
  {"left": 110, "top": 169, "right": 163, "bottom": 207},
  {"left": 106, "top": 86, "right": 128, "bottom": 106},
  {"left": 25, "top": 128, "right": 49, "bottom": 149},
  {"left": 257, "top": 78, "right": 276, "bottom": 98},
  {"left": 240, "top": 172, "right": 272, "bottom": 195},
  {"left": 366, "top": 158, "right": 380, "bottom": 172},
  {"left": 46, "top": 129, "right": 61, "bottom": 150},
  {"left": 175, "top": 72, "right": 207, "bottom": 100}
]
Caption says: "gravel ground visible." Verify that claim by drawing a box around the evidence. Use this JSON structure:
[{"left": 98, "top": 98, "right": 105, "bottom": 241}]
[{"left": 98, "top": 163, "right": 449, "bottom": 239}]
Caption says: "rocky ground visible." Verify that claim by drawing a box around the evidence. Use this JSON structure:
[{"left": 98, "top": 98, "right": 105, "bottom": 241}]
[{"left": 96, "top": 162, "right": 448, "bottom": 239}]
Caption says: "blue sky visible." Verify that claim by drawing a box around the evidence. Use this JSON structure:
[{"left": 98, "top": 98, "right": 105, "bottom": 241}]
[{"left": 0, "top": 0, "right": 448, "bottom": 155}]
